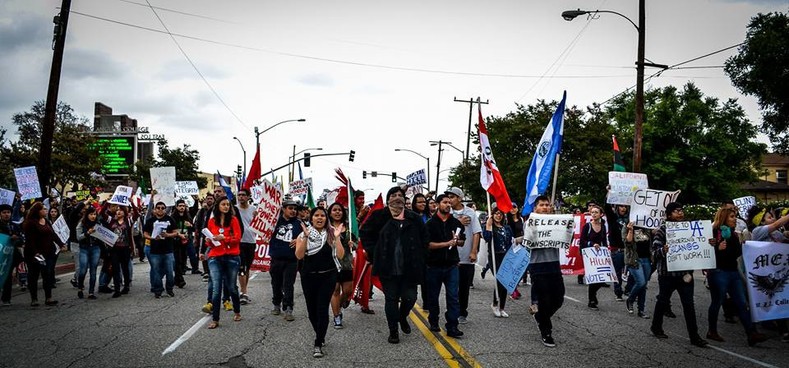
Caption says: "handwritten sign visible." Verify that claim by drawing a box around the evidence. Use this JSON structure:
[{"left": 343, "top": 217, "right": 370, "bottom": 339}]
[
  {"left": 52, "top": 215, "right": 70, "bottom": 244},
  {"left": 108, "top": 185, "right": 133, "bottom": 206},
  {"left": 629, "top": 189, "right": 681, "bottom": 229},
  {"left": 665, "top": 220, "right": 715, "bottom": 271},
  {"left": 251, "top": 235, "right": 271, "bottom": 272},
  {"left": 406, "top": 169, "right": 427, "bottom": 186},
  {"left": 606, "top": 171, "right": 649, "bottom": 205},
  {"left": 733, "top": 196, "right": 756, "bottom": 221},
  {"left": 74, "top": 190, "right": 91, "bottom": 201},
  {"left": 742, "top": 241, "right": 789, "bottom": 322},
  {"left": 249, "top": 179, "right": 283, "bottom": 244},
  {"left": 0, "top": 188, "right": 15, "bottom": 206},
  {"left": 90, "top": 224, "right": 119, "bottom": 246},
  {"left": 288, "top": 178, "right": 313, "bottom": 197},
  {"left": 14, "top": 166, "right": 42, "bottom": 200},
  {"left": 582, "top": 247, "right": 617, "bottom": 284},
  {"left": 496, "top": 245, "right": 531, "bottom": 294},
  {"left": 150, "top": 166, "right": 176, "bottom": 207},
  {"left": 522, "top": 213, "right": 574, "bottom": 249},
  {"left": 175, "top": 181, "right": 199, "bottom": 195}
]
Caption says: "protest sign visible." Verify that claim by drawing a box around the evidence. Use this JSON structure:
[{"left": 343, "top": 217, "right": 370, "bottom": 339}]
[
  {"left": 562, "top": 214, "right": 592, "bottom": 275},
  {"left": 249, "top": 179, "right": 283, "bottom": 244},
  {"left": 628, "top": 189, "right": 681, "bottom": 229},
  {"left": 175, "top": 181, "right": 199, "bottom": 196},
  {"left": 288, "top": 178, "right": 313, "bottom": 197},
  {"left": 665, "top": 220, "right": 715, "bottom": 271},
  {"left": 496, "top": 244, "right": 531, "bottom": 294},
  {"left": 606, "top": 171, "right": 649, "bottom": 205},
  {"left": 52, "top": 215, "right": 70, "bottom": 244},
  {"left": 251, "top": 235, "right": 271, "bottom": 272},
  {"left": 733, "top": 196, "right": 756, "bottom": 220},
  {"left": 250, "top": 185, "right": 265, "bottom": 204},
  {"left": 742, "top": 241, "right": 789, "bottom": 322},
  {"left": 0, "top": 234, "right": 14, "bottom": 289},
  {"left": 74, "top": 190, "right": 91, "bottom": 201},
  {"left": 90, "top": 224, "right": 119, "bottom": 246},
  {"left": 150, "top": 167, "right": 176, "bottom": 207},
  {"left": 406, "top": 169, "right": 427, "bottom": 187},
  {"left": 108, "top": 185, "right": 133, "bottom": 206},
  {"left": 14, "top": 166, "right": 42, "bottom": 200},
  {"left": 582, "top": 247, "right": 617, "bottom": 284},
  {"left": 0, "top": 188, "right": 14, "bottom": 206},
  {"left": 522, "top": 213, "right": 574, "bottom": 249}
]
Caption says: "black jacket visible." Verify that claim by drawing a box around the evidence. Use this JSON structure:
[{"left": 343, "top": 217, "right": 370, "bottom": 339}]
[
  {"left": 425, "top": 213, "right": 464, "bottom": 267},
  {"left": 360, "top": 208, "right": 428, "bottom": 283}
]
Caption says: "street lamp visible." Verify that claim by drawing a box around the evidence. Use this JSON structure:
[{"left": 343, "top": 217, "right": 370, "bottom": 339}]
[
  {"left": 443, "top": 142, "right": 465, "bottom": 159},
  {"left": 429, "top": 140, "right": 452, "bottom": 193},
  {"left": 562, "top": 2, "right": 650, "bottom": 172},
  {"left": 254, "top": 118, "right": 306, "bottom": 146},
  {"left": 394, "top": 148, "right": 431, "bottom": 191},
  {"left": 290, "top": 146, "right": 323, "bottom": 182},
  {"left": 232, "top": 137, "right": 247, "bottom": 182}
]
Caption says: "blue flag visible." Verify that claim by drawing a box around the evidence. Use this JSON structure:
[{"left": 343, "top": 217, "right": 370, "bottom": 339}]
[
  {"left": 216, "top": 170, "right": 235, "bottom": 202},
  {"left": 522, "top": 91, "right": 566, "bottom": 216}
]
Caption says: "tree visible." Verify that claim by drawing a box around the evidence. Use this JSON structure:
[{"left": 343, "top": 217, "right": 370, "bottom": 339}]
[
  {"left": 128, "top": 139, "right": 207, "bottom": 190},
  {"left": 724, "top": 12, "right": 789, "bottom": 153},
  {"left": 1, "top": 101, "right": 105, "bottom": 194}
]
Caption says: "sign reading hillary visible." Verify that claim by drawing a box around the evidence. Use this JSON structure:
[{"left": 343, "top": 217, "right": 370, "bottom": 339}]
[
  {"left": 743, "top": 241, "right": 789, "bottom": 322},
  {"left": 582, "top": 247, "right": 616, "bottom": 284},
  {"left": 665, "top": 220, "right": 715, "bottom": 271},
  {"left": 606, "top": 171, "right": 648, "bottom": 205},
  {"left": 522, "top": 213, "right": 574, "bottom": 249},
  {"left": 629, "top": 189, "right": 681, "bottom": 229}
]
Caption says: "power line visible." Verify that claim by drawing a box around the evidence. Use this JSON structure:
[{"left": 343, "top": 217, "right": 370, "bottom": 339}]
[
  {"left": 118, "top": 0, "right": 237, "bottom": 24},
  {"left": 140, "top": 1, "right": 250, "bottom": 131}
]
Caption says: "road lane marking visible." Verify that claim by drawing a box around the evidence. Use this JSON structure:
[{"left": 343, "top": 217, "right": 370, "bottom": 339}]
[
  {"left": 665, "top": 332, "right": 778, "bottom": 368},
  {"left": 410, "top": 305, "right": 481, "bottom": 368},
  {"left": 162, "top": 315, "right": 211, "bottom": 355},
  {"left": 564, "top": 295, "right": 581, "bottom": 303}
]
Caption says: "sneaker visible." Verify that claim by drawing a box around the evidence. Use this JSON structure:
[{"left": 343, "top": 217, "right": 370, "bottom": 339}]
[
  {"left": 511, "top": 289, "right": 522, "bottom": 300},
  {"left": 167, "top": 290, "right": 175, "bottom": 297},
  {"left": 202, "top": 274, "right": 209, "bottom": 282},
  {"left": 626, "top": 300, "right": 634, "bottom": 314},
  {"left": 271, "top": 306, "right": 281, "bottom": 316},
  {"left": 70, "top": 279, "right": 78, "bottom": 288},
  {"left": 176, "top": 281, "right": 186, "bottom": 289},
  {"left": 651, "top": 327, "right": 668, "bottom": 339},
  {"left": 284, "top": 309, "right": 295, "bottom": 321},
  {"left": 388, "top": 331, "right": 399, "bottom": 344},
  {"left": 223, "top": 300, "right": 232, "bottom": 311},
  {"left": 615, "top": 296, "right": 624, "bottom": 302},
  {"left": 528, "top": 304, "right": 539, "bottom": 315},
  {"left": 429, "top": 324, "right": 441, "bottom": 332},
  {"left": 458, "top": 316, "right": 468, "bottom": 324},
  {"left": 112, "top": 292, "right": 121, "bottom": 298},
  {"left": 499, "top": 310, "right": 509, "bottom": 318},
  {"left": 154, "top": 293, "right": 162, "bottom": 299},
  {"left": 664, "top": 310, "right": 677, "bottom": 318},
  {"left": 491, "top": 304, "right": 502, "bottom": 317},
  {"left": 202, "top": 302, "right": 213, "bottom": 313},
  {"left": 781, "top": 333, "right": 789, "bottom": 343},
  {"left": 240, "top": 294, "right": 249, "bottom": 305},
  {"left": 333, "top": 315, "right": 343, "bottom": 329},
  {"left": 446, "top": 328, "right": 464, "bottom": 338},
  {"left": 121, "top": 287, "right": 130, "bottom": 295},
  {"left": 30, "top": 300, "right": 40, "bottom": 307},
  {"left": 98, "top": 285, "right": 114, "bottom": 294},
  {"left": 77, "top": 291, "right": 84, "bottom": 299},
  {"left": 747, "top": 332, "right": 768, "bottom": 346},
  {"left": 706, "top": 331, "right": 725, "bottom": 342},
  {"left": 87, "top": 294, "right": 97, "bottom": 300},
  {"left": 637, "top": 311, "right": 650, "bottom": 319},
  {"left": 400, "top": 317, "right": 411, "bottom": 334},
  {"left": 587, "top": 303, "right": 599, "bottom": 311},
  {"left": 361, "top": 307, "right": 376, "bottom": 314},
  {"left": 690, "top": 337, "right": 709, "bottom": 347},
  {"left": 1, "top": 302, "right": 10, "bottom": 307},
  {"left": 312, "top": 346, "right": 324, "bottom": 358},
  {"left": 541, "top": 334, "right": 556, "bottom": 347}
]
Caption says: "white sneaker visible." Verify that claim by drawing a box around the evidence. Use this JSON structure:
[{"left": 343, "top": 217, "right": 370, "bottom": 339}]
[
  {"left": 458, "top": 316, "right": 468, "bottom": 324},
  {"left": 491, "top": 304, "right": 501, "bottom": 317},
  {"left": 499, "top": 310, "right": 509, "bottom": 318}
]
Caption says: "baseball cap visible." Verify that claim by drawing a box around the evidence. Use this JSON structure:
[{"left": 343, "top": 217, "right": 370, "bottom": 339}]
[
  {"left": 444, "top": 187, "right": 464, "bottom": 198},
  {"left": 282, "top": 199, "right": 298, "bottom": 208}
]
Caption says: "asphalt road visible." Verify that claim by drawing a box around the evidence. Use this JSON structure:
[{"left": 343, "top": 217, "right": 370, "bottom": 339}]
[{"left": 0, "top": 258, "right": 786, "bottom": 368}]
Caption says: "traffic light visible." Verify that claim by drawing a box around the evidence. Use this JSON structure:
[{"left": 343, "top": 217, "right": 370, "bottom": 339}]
[
  {"left": 236, "top": 165, "right": 242, "bottom": 177},
  {"left": 391, "top": 172, "right": 397, "bottom": 182},
  {"left": 362, "top": 170, "right": 367, "bottom": 179},
  {"left": 371, "top": 171, "right": 377, "bottom": 178},
  {"left": 304, "top": 152, "right": 311, "bottom": 167},
  {"left": 349, "top": 150, "right": 355, "bottom": 162}
]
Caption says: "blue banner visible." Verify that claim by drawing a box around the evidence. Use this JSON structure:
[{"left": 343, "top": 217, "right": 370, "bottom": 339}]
[
  {"left": 495, "top": 245, "right": 531, "bottom": 294},
  {"left": 0, "top": 234, "right": 14, "bottom": 289}
]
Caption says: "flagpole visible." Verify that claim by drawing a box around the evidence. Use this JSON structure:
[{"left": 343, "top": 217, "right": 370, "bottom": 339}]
[
  {"left": 486, "top": 192, "right": 501, "bottom": 310},
  {"left": 549, "top": 153, "right": 561, "bottom": 211}
]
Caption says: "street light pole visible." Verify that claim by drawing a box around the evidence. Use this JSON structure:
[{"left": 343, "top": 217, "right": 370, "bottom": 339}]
[
  {"left": 232, "top": 137, "right": 247, "bottom": 182},
  {"left": 429, "top": 140, "right": 449, "bottom": 193},
  {"left": 290, "top": 147, "right": 323, "bottom": 182},
  {"left": 444, "top": 142, "right": 465, "bottom": 159},
  {"left": 254, "top": 118, "right": 306, "bottom": 147},
  {"left": 394, "top": 148, "right": 431, "bottom": 191}
]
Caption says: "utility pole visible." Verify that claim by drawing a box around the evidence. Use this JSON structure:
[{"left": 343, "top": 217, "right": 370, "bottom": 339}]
[
  {"left": 39, "top": 0, "right": 72, "bottom": 196},
  {"left": 633, "top": 0, "right": 646, "bottom": 172},
  {"left": 454, "top": 96, "right": 488, "bottom": 162}
]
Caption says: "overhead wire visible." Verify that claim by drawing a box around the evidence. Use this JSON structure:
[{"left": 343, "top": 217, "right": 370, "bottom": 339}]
[{"left": 118, "top": 0, "right": 237, "bottom": 24}]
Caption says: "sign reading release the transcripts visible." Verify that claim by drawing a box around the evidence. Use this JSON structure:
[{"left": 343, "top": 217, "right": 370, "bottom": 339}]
[
  {"left": 522, "top": 214, "right": 574, "bottom": 249},
  {"left": 665, "top": 220, "right": 715, "bottom": 271}
]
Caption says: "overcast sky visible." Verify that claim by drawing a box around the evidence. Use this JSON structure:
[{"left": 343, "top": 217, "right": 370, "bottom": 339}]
[{"left": 2, "top": 0, "right": 788, "bottom": 201}]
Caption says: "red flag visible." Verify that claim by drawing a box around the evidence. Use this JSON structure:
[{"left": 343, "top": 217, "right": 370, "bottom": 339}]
[
  {"left": 242, "top": 144, "right": 261, "bottom": 191},
  {"left": 478, "top": 106, "right": 513, "bottom": 213},
  {"left": 352, "top": 194, "right": 384, "bottom": 308}
]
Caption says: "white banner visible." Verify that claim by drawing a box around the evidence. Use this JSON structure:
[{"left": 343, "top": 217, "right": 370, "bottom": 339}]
[
  {"left": 743, "top": 241, "right": 789, "bottom": 322},
  {"left": 108, "top": 185, "right": 133, "bottom": 206},
  {"left": 733, "top": 196, "right": 756, "bottom": 221},
  {"left": 14, "top": 166, "right": 42, "bottom": 200},
  {"left": 52, "top": 215, "right": 70, "bottom": 244},
  {"left": 249, "top": 179, "right": 283, "bottom": 244},
  {"left": 91, "top": 224, "right": 119, "bottom": 246},
  {"left": 606, "top": 171, "right": 649, "bottom": 205},
  {"left": 0, "top": 188, "right": 15, "bottom": 206},
  {"left": 665, "top": 220, "right": 716, "bottom": 271},
  {"left": 629, "top": 189, "right": 681, "bottom": 229},
  {"left": 175, "top": 181, "right": 199, "bottom": 195},
  {"left": 582, "top": 247, "right": 617, "bottom": 284},
  {"left": 150, "top": 167, "right": 177, "bottom": 207},
  {"left": 522, "top": 214, "right": 574, "bottom": 249},
  {"left": 406, "top": 169, "right": 427, "bottom": 186},
  {"left": 288, "top": 178, "right": 313, "bottom": 197}
]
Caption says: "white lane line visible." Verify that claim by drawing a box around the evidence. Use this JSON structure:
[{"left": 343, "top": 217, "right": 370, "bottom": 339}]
[
  {"left": 162, "top": 315, "right": 211, "bottom": 355},
  {"left": 564, "top": 295, "right": 582, "bottom": 303},
  {"left": 707, "top": 345, "right": 778, "bottom": 368},
  {"left": 249, "top": 271, "right": 259, "bottom": 281}
]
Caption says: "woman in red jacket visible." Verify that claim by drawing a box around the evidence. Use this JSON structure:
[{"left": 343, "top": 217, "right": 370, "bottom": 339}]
[
  {"left": 23, "top": 202, "right": 65, "bottom": 306},
  {"left": 205, "top": 197, "right": 242, "bottom": 328}
]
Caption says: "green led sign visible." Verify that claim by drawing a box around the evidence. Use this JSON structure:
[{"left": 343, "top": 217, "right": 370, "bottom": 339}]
[{"left": 91, "top": 136, "right": 136, "bottom": 176}]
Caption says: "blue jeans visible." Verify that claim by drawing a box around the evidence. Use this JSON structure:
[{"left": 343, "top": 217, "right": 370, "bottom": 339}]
[
  {"left": 208, "top": 255, "right": 241, "bottom": 321},
  {"left": 144, "top": 245, "right": 151, "bottom": 261},
  {"left": 148, "top": 253, "right": 175, "bottom": 294},
  {"left": 707, "top": 269, "right": 753, "bottom": 334},
  {"left": 78, "top": 245, "right": 101, "bottom": 294},
  {"left": 611, "top": 250, "right": 624, "bottom": 297},
  {"left": 626, "top": 258, "right": 651, "bottom": 313},
  {"left": 426, "top": 265, "right": 460, "bottom": 330}
]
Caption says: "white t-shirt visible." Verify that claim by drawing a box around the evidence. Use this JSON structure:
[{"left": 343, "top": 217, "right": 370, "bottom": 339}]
[
  {"left": 451, "top": 206, "right": 482, "bottom": 264},
  {"left": 236, "top": 204, "right": 257, "bottom": 244}
]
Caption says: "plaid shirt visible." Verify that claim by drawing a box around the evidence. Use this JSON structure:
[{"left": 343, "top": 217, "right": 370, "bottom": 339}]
[{"left": 652, "top": 225, "right": 692, "bottom": 277}]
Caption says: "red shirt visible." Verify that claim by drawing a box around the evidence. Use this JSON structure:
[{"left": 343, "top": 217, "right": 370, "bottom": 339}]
[{"left": 205, "top": 216, "right": 242, "bottom": 258}]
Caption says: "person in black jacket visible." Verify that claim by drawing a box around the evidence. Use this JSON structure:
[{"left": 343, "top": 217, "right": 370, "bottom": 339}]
[{"left": 359, "top": 186, "right": 429, "bottom": 344}]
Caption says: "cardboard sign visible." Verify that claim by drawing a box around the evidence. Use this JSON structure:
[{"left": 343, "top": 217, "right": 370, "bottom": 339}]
[
  {"left": 250, "top": 185, "right": 265, "bottom": 204},
  {"left": 733, "top": 196, "right": 756, "bottom": 220},
  {"left": 251, "top": 235, "right": 271, "bottom": 272},
  {"left": 629, "top": 189, "right": 681, "bottom": 229},
  {"left": 495, "top": 244, "right": 531, "bottom": 294},
  {"left": 90, "top": 224, "right": 119, "bottom": 246},
  {"left": 0, "top": 188, "right": 15, "bottom": 206},
  {"left": 150, "top": 166, "right": 176, "bottom": 207},
  {"left": 288, "top": 178, "right": 313, "bottom": 197},
  {"left": 522, "top": 213, "right": 574, "bottom": 249},
  {"left": 14, "top": 166, "right": 42, "bottom": 200},
  {"left": 249, "top": 179, "right": 283, "bottom": 244},
  {"left": 742, "top": 241, "right": 789, "bottom": 322},
  {"left": 582, "top": 247, "right": 617, "bottom": 284},
  {"left": 175, "top": 181, "right": 199, "bottom": 195},
  {"left": 665, "top": 220, "right": 716, "bottom": 271},
  {"left": 108, "top": 185, "right": 133, "bottom": 206},
  {"left": 406, "top": 169, "right": 427, "bottom": 186},
  {"left": 52, "top": 215, "right": 70, "bottom": 244},
  {"left": 606, "top": 171, "right": 649, "bottom": 205},
  {"left": 74, "top": 190, "right": 91, "bottom": 201}
]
